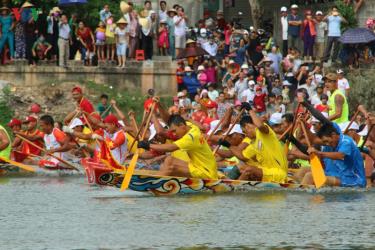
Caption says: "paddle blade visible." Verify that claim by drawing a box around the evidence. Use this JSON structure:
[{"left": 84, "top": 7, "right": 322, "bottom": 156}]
[
  {"left": 0, "top": 156, "right": 36, "bottom": 172},
  {"left": 310, "top": 153, "right": 326, "bottom": 189},
  {"left": 120, "top": 153, "right": 139, "bottom": 191}
]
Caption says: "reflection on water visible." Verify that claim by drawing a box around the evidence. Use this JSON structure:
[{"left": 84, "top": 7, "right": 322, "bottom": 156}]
[{"left": 0, "top": 177, "right": 374, "bottom": 249}]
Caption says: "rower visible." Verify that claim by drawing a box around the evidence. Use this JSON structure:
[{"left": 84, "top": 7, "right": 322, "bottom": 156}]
[
  {"left": 324, "top": 73, "right": 349, "bottom": 125},
  {"left": 0, "top": 122, "right": 11, "bottom": 161},
  {"left": 102, "top": 114, "right": 127, "bottom": 165},
  {"left": 7, "top": 118, "right": 23, "bottom": 154},
  {"left": 13, "top": 116, "right": 44, "bottom": 163},
  {"left": 138, "top": 115, "right": 218, "bottom": 179},
  {"left": 39, "top": 115, "right": 72, "bottom": 167},
  {"left": 64, "top": 86, "right": 95, "bottom": 125},
  {"left": 229, "top": 107, "right": 288, "bottom": 183},
  {"left": 302, "top": 123, "right": 366, "bottom": 188}
]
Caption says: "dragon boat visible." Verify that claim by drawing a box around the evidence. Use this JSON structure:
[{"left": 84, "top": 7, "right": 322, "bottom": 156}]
[
  {"left": 82, "top": 159, "right": 369, "bottom": 196},
  {"left": 0, "top": 162, "right": 83, "bottom": 177}
]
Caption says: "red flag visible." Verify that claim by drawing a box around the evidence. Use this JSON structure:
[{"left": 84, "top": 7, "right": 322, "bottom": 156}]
[
  {"left": 12, "top": 8, "right": 21, "bottom": 21},
  {"left": 98, "top": 139, "right": 125, "bottom": 170}
]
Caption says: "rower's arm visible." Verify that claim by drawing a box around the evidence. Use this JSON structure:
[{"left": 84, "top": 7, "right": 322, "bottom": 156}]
[
  {"left": 216, "top": 148, "right": 234, "bottom": 159},
  {"left": 0, "top": 130, "right": 10, "bottom": 151},
  {"left": 249, "top": 109, "right": 269, "bottom": 134},
  {"left": 111, "top": 102, "right": 130, "bottom": 126},
  {"left": 64, "top": 110, "right": 78, "bottom": 125},
  {"left": 229, "top": 146, "right": 249, "bottom": 162},
  {"left": 11, "top": 137, "right": 22, "bottom": 148},
  {"left": 50, "top": 136, "right": 72, "bottom": 153},
  {"left": 221, "top": 107, "right": 234, "bottom": 131},
  {"left": 317, "top": 151, "right": 345, "bottom": 160},
  {"left": 15, "top": 131, "right": 43, "bottom": 141},
  {"left": 328, "top": 95, "right": 344, "bottom": 121},
  {"left": 149, "top": 143, "right": 179, "bottom": 153},
  {"left": 72, "top": 131, "right": 93, "bottom": 140}
]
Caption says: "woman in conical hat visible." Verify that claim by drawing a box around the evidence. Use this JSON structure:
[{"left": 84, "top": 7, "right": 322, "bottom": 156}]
[{"left": 0, "top": 6, "right": 15, "bottom": 60}]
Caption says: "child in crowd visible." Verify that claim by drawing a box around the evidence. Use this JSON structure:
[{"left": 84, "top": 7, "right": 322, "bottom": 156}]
[
  {"left": 31, "top": 34, "right": 52, "bottom": 66},
  {"left": 115, "top": 18, "right": 129, "bottom": 68},
  {"left": 275, "top": 95, "right": 286, "bottom": 114},
  {"left": 253, "top": 86, "right": 267, "bottom": 115},
  {"left": 207, "top": 83, "right": 219, "bottom": 101},
  {"left": 315, "top": 93, "right": 328, "bottom": 112},
  {"left": 96, "top": 21, "right": 106, "bottom": 61},
  {"left": 158, "top": 20, "right": 169, "bottom": 56},
  {"left": 105, "top": 16, "right": 116, "bottom": 62},
  {"left": 197, "top": 65, "right": 208, "bottom": 86}
]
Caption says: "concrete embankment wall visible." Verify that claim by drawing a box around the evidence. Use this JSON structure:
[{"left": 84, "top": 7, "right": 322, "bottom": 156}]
[{"left": 0, "top": 58, "right": 177, "bottom": 95}]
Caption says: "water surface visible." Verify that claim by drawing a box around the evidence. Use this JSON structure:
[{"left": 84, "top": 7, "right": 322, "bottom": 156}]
[{"left": 1, "top": 177, "right": 374, "bottom": 249}]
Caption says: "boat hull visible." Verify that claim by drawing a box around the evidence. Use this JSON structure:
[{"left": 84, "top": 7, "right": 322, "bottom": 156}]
[{"left": 82, "top": 159, "right": 311, "bottom": 196}]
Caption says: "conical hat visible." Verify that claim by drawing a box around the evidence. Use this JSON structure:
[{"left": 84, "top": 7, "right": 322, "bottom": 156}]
[
  {"left": 138, "top": 17, "right": 149, "bottom": 27},
  {"left": 120, "top": 1, "right": 130, "bottom": 14},
  {"left": 21, "top": 1, "right": 34, "bottom": 8},
  {"left": 116, "top": 17, "right": 128, "bottom": 24},
  {"left": 186, "top": 39, "right": 196, "bottom": 44},
  {"left": 0, "top": 6, "right": 10, "bottom": 12}
]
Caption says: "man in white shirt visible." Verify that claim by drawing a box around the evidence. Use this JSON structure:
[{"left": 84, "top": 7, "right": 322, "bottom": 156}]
[
  {"left": 310, "top": 83, "right": 324, "bottom": 106},
  {"left": 173, "top": 7, "right": 188, "bottom": 57},
  {"left": 159, "top": 1, "right": 167, "bottom": 21},
  {"left": 242, "top": 80, "right": 256, "bottom": 102},
  {"left": 202, "top": 37, "right": 218, "bottom": 57},
  {"left": 234, "top": 71, "right": 249, "bottom": 101},
  {"left": 337, "top": 69, "right": 350, "bottom": 96},
  {"left": 280, "top": 6, "right": 289, "bottom": 57},
  {"left": 314, "top": 11, "right": 327, "bottom": 61},
  {"left": 58, "top": 15, "right": 71, "bottom": 68},
  {"left": 299, "top": 74, "right": 317, "bottom": 101}
]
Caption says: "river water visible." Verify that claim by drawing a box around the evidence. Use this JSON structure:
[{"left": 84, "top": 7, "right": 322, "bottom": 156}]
[{"left": 1, "top": 176, "right": 374, "bottom": 250}]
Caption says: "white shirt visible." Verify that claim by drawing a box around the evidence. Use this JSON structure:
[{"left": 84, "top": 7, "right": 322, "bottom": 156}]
[
  {"left": 242, "top": 88, "right": 255, "bottom": 102},
  {"left": 281, "top": 16, "right": 288, "bottom": 40},
  {"left": 234, "top": 79, "right": 249, "bottom": 100},
  {"left": 312, "top": 73, "right": 323, "bottom": 85},
  {"left": 115, "top": 27, "right": 128, "bottom": 44},
  {"left": 173, "top": 16, "right": 187, "bottom": 36},
  {"left": 298, "top": 83, "right": 317, "bottom": 100},
  {"left": 159, "top": 10, "right": 167, "bottom": 22},
  {"left": 208, "top": 90, "right": 219, "bottom": 101},
  {"left": 311, "top": 94, "right": 322, "bottom": 106},
  {"left": 202, "top": 41, "right": 218, "bottom": 57},
  {"left": 338, "top": 78, "right": 350, "bottom": 95},
  {"left": 59, "top": 23, "right": 71, "bottom": 39}
]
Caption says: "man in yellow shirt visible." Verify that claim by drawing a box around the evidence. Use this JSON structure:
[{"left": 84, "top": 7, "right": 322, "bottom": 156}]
[
  {"left": 233, "top": 109, "right": 288, "bottom": 183},
  {"left": 138, "top": 115, "right": 218, "bottom": 179}
]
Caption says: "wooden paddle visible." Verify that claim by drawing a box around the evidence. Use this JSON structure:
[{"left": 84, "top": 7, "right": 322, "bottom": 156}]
[
  {"left": 128, "top": 108, "right": 153, "bottom": 152},
  {"left": 15, "top": 135, "right": 79, "bottom": 171},
  {"left": 212, "top": 109, "right": 245, "bottom": 155},
  {"left": 299, "top": 120, "right": 327, "bottom": 188},
  {"left": 284, "top": 103, "right": 301, "bottom": 154},
  {"left": 343, "top": 109, "right": 360, "bottom": 135},
  {"left": 100, "top": 105, "right": 113, "bottom": 118},
  {"left": 360, "top": 125, "right": 375, "bottom": 150},
  {"left": 278, "top": 124, "right": 293, "bottom": 140},
  {"left": 0, "top": 156, "right": 36, "bottom": 172},
  {"left": 120, "top": 102, "right": 156, "bottom": 191}
]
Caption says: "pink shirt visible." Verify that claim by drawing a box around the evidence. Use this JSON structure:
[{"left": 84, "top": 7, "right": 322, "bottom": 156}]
[
  {"left": 224, "top": 29, "right": 232, "bottom": 45},
  {"left": 198, "top": 72, "right": 208, "bottom": 85},
  {"left": 205, "top": 67, "right": 217, "bottom": 84}
]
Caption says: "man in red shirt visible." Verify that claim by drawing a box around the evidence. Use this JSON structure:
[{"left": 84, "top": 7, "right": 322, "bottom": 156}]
[
  {"left": 64, "top": 86, "right": 95, "bottom": 125},
  {"left": 13, "top": 116, "right": 45, "bottom": 163}
]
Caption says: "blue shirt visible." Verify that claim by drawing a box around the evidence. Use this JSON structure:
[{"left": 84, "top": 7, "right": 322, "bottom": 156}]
[
  {"left": 234, "top": 44, "right": 249, "bottom": 65},
  {"left": 327, "top": 15, "right": 342, "bottom": 37},
  {"left": 183, "top": 74, "right": 200, "bottom": 95},
  {"left": 100, "top": 9, "right": 112, "bottom": 23},
  {"left": 322, "top": 134, "right": 366, "bottom": 188},
  {"left": 287, "top": 15, "right": 301, "bottom": 37}
]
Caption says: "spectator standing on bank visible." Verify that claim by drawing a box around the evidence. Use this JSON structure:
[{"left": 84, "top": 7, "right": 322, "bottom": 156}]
[
  {"left": 280, "top": 6, "right": 289, "bottom": 57},
  {"left": 47, "top": 7, "right": 61, "bottom": 62},
  {"left": 105, "top": 16, "right": 116, "bottom": 62},
  {"left": 115, "top": 18, "right": 128, "bottom": 68},
  {"left": 95, "top": 21, "right": 106, "bottom": 61},
  {"left": 174, "top": 7, "right": 188, "bottom": 57},
  {"left": 127, "top": 6, "right": 139, "bottom": 59},
  {"left": 0, "top": 7, "right": 15, "bottom": 61},
  {"left": 158, "top": 20, "right": 169, "bottom": 56},
  {"left": 301, "top": 10, "right": 316, "bottom": 62},
  {"left": 323, "top": 6, "right": 347, "bottom": 63},
  {"left": 99, "top": 4, "right": 112, "bottom": 23},
  {"left": 76, "top": 21, "right": 95, "bottom": 66},
  {"left": 288, "top": 4, "right": 302, "bottom": 51},
  {"left": 159, "top": 1, "right": 167, "bottom": 22},
  {"left": 58, "top": 14, "right": 71, "bottom": 67},
  {"left": 167, "top": 9, "right": 176, "bottom": 59},
  {"left": 314, "top": 11, "right": 327, "bottom": 62}
]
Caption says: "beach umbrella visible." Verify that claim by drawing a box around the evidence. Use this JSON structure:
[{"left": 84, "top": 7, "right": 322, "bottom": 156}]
[
  {"left": 339, "top": 28, "right": 375, "bottom": 44},
  {"left": 58, "top": 0, "right": 87, "bottom": 5},
  {"left": 176, "top": 47, "right": 209, "bottom": 59}
]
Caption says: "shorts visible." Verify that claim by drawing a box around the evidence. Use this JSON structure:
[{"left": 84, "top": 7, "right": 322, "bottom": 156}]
[
  {"left": 116, "top": 43, "right": 127, "bottom": 56},
  {"left": 96, "top": 40, "right": 105, "bottom": 46},
  {"left": 261, "top": 167, "right": 287, "bottom": 183},
  {"left": 188, "top": 162, "right": 218, "bottom": 180},
  {"left": 106, "top": 37, "right": 115, "bottom": 45},
  {"left": 175, "top": 35, "right": 186, "bottom": 49}
]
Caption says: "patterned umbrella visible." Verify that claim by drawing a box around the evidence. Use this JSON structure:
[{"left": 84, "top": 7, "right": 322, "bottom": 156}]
[
  {"left": 339, "top": 28, "right": 375, "bottom": 44},
  {"left": 58, "top": 0, "right": 87, "bottom": 5}
]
